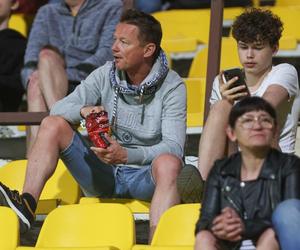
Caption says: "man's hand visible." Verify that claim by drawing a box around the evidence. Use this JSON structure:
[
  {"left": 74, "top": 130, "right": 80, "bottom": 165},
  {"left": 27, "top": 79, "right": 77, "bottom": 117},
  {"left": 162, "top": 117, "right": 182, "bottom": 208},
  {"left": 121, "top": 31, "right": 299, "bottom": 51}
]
[
  {"left": 211, "top": 207, "right": 244, "bottom": 242},
  {"left": 80, "top": 106, "right": 104, "bottom": 119},
  {"left": 219, "top": 71, "right": 248, "bottom": 104},
  {"left": 91, "top": 134, "right": 128, "bottom": 165}
]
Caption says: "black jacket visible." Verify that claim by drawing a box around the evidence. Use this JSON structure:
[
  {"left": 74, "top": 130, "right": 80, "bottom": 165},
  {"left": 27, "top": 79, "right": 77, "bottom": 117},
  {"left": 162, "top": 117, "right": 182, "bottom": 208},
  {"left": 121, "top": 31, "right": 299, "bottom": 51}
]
[
  {"left": 195, "top": 149, "right": 300, "bottom": 248},
  {"left": 0, "top": 28, "right": 26, "bottom": 111}
]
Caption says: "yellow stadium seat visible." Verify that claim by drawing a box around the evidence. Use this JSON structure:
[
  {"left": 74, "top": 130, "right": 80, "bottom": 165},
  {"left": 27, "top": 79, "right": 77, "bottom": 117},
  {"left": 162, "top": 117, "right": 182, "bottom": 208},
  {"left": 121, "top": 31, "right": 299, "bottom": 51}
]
[
  {"left": 0, "top": 160, "right": 81, "bottom": 214},
  {"left": 132, "top": 247, "right": 192, "bottom": 250},
  {"left": 80, "top": 197, "right": 150, "bottom": 214},
  {"left": 188, "top": 48, "right": 208, "bottom": 79},
  {"left": 0, "top": 207, "right": 19, "bottom": 250},
  {"left": 279, "top": 36, "right": 298, "bottom": 50},
  {"left": 188, "top": 37, "right": 241, "bottom": 78},
  {"left": 33, "top": 203, "right": 135, "bottom": 250},
  {"left": 266, "top": 7, "right": 300, "bottom": 41},
  {"left": 275, "top": 0, "right": 300, "bottom": 6},
  {"left": 17, "top": 247, "right": 116, "bottom": 250},
  {"left": 185, "top": 78, "right": 206, "bottom": 131},
  {"left": 161, "top": 38, "right": 198, "bottom": 53},
  {"left": 152, "top": 9, "right": 210, "bottom": 53},
  {"left": 223, "top": 7, "right": 244, "bottom": 21},
  {"left": 8, "top": 14, "right": 33, "bottom": 37},
  {"left": 17, "top": 125, "right": 26, "bottom": 132},
  {"left": 132, "top": 204, "right": 201, "bottom": 250}
]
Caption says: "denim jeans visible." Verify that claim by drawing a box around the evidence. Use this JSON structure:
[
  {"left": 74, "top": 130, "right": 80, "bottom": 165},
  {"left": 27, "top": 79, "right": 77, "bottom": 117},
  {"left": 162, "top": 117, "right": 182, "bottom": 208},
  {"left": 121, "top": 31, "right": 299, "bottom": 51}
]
[
  {"left": 60, "top": 131, "right": 155, "bottom": 201},
  {"left": 272, "top": 199, "right": 300, "bottom": 250}
]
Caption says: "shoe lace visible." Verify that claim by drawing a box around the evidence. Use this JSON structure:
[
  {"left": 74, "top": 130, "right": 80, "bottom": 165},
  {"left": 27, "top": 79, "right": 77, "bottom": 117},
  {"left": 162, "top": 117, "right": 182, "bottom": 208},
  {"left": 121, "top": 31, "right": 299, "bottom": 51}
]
[{"left": 10, "top": 189, "right": 22, "bottom": 204}]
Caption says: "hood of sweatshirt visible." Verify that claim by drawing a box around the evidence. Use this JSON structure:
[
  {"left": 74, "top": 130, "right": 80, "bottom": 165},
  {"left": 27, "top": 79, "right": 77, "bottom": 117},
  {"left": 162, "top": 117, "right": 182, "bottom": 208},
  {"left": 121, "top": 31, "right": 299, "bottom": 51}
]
[
  {"left": 109, "top": 49, "right": 169, "bottom": 100},
  {"left": 109, "top": 49, "right": 169, "bottom": 127}
]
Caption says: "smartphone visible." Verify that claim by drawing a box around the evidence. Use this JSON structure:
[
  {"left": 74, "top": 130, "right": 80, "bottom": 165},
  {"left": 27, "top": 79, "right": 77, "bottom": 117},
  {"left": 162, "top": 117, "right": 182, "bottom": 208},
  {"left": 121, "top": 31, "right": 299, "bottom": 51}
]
[
  {"left": 222, "top": 68, "right": 249, "bottom": 95},
  {"left": 223, "top": 68, "right": 246, "bottom": 89}
]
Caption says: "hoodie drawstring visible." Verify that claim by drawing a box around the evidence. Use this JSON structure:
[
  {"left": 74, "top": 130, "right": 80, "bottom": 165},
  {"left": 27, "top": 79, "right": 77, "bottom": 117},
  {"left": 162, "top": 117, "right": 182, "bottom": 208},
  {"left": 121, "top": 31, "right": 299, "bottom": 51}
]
[{"left": 111, "top": 87, "right": 119, "bottom": 128}]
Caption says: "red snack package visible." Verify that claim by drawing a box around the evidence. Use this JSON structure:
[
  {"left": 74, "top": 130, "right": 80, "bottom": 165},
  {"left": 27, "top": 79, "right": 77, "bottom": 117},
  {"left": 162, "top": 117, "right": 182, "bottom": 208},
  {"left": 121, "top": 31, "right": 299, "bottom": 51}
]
[{"left": 85, "top": 111, "right": 110, "bottom": 148}]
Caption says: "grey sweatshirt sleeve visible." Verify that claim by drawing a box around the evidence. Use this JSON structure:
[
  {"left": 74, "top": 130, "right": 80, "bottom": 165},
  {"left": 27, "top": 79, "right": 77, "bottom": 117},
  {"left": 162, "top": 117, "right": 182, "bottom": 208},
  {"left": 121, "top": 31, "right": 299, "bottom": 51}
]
[
  {"left": 50, "top": 68, "right": 104, "bottom": 123},
  {"left": 21, "top": 6, "right": 49, "bottom": 88},
  {"left": 126, "top": 82, "right": 187, "bottom": 164}
]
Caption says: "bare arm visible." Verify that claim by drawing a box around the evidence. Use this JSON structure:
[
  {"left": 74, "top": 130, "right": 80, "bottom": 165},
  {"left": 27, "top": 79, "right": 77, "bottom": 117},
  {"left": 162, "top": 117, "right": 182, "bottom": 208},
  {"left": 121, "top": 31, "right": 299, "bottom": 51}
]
[{"left": 262, "top": 84, "right": 289, "bottom": 149}]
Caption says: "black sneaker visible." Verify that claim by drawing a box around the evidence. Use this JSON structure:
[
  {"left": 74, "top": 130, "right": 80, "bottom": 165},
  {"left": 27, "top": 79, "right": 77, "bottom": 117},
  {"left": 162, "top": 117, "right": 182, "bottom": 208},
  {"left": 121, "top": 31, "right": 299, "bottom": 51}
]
[
  {"left": 177, "top": 164, "right": 204, "bottom": 203},
  {"left": 0, "top": 182, "right": 35, "bottom": 234}
]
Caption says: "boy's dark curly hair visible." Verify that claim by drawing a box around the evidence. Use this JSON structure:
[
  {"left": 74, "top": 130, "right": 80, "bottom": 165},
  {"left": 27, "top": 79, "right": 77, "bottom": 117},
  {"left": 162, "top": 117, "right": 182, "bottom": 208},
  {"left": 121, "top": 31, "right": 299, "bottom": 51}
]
[{"left": 232, "top": 8, "right": 283, "bottom": 47}]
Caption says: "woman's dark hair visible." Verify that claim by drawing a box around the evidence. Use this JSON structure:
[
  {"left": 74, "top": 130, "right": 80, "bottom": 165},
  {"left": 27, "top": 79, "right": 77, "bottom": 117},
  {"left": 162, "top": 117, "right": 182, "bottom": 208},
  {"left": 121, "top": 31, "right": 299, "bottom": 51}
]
[
  {"left": 120, "top": 9, "right": 162, "bottom": 59},
  {"left": 232, "top": 8, "right": 283, "bottom": 47},
  {"left": 229, "top": 96, "right": 277, "bottom": 128}
]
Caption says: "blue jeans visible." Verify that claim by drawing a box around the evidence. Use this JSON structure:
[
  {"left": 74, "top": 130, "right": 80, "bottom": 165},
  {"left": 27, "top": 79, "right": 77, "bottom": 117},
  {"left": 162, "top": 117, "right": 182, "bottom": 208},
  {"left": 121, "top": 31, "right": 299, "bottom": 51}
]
[
  {"left": 272, "top": 199, "right": 300, "bottom": 250},
  {"left": 60, "top": 131, "right": 155, "bottom": 201}
]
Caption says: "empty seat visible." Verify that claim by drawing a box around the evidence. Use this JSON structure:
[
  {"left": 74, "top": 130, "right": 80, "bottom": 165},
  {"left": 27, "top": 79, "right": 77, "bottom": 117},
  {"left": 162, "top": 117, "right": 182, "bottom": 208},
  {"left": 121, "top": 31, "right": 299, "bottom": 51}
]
[
  {"left": 132, "top": 204, "right": 201, "bottom": 250},
  {"left": 33, "top": 203, "right": 135, "bottom": 250},
  {"left": 185, "top": 78, "right": 206, "bottom": 134},
  {"left": 0, "top": 206, "right": 19, "bottom": 250},
  {"left": 188, "top": 37, "right": 241, "bottom": 78}
]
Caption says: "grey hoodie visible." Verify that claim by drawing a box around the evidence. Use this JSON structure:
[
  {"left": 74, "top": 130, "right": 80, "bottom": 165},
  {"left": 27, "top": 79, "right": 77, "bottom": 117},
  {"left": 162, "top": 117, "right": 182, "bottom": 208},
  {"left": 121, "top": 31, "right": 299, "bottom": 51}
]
[
  {"left": 51, "top": 51, "right": 187, "bottom": 167},
  {"left": 21, "top": 0, "right": 122, "bottom": 88}
]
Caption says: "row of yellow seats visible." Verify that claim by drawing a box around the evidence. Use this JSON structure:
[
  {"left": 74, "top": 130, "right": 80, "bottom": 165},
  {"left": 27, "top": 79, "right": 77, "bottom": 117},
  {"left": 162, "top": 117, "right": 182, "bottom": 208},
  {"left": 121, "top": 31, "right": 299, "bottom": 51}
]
[
  {"left": 0, "top": 203, "right": 201, "bottom": 250},
  {"left": 152, "top": 7, "right": 245, "bottom": 53},
  {"left": 155, "top": 5, "right": 300, "bottom": 53}
]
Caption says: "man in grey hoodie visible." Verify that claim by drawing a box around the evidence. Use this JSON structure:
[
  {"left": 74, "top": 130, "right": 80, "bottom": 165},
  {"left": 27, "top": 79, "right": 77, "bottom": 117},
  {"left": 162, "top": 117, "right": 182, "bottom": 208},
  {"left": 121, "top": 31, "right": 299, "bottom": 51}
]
[
  {"left": 0, "top": 9, "right": 187, "bottom": 240},
  {"left": 22, "top": 0, "right": 123, "bottom": 155}
]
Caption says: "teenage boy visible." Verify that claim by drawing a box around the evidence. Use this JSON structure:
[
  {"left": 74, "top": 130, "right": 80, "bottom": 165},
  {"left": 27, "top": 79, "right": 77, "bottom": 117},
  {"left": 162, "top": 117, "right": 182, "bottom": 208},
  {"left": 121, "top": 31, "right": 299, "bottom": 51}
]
[{"left": 198, "top": 8, "right": 300, "bottom": 180}]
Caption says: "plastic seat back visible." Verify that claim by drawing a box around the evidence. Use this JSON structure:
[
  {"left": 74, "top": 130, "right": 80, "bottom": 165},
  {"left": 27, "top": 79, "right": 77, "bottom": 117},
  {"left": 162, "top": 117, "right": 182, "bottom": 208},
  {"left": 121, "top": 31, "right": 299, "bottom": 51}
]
[
  {"left": 8, "top": 14, "right": 28, "bottom": 36},
  {"left": 0, "top": 159, "right": 80, "bottom": 214},
  {"left": 188, "top": 37, "right": 241, "bottom": 78},
  {"left": 80, "top": 197, "right": 150, "bottom": 214},
  {"left": 151, "top": 204, "right": 201, "bottom": 246},
  {"left": 276, "top": 0, "right": 300, "bottom": 6},
  {"left": 268, "top": 7, "right": 300, "bottom": 41},
  {"left": 17, "top": 247, "right": 117, "bottom": 250},
  {"left": 0, "top": 207, "right": 19, "bottom": 250},
  {"left": 185, "top": 78, "right": 206, "bottom": 129},
  {"left": 36, "top": 203, "right": 135, "bottom": 250},
  {"left": 153, "top": 9, "right": 210, "bottom": 45}
]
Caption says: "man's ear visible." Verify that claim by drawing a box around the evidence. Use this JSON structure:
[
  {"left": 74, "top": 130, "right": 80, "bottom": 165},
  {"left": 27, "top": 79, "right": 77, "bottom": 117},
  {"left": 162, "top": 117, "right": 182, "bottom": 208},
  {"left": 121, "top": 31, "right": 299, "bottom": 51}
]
[
  {"left": 11, "top": 0, "right": 19, "bottom": 11},
  {"left": 144, "top": 43, "right": 156, "bottom": 58},
  {"left": 226, "top": 126, "right": 237, "bottom": 142}
]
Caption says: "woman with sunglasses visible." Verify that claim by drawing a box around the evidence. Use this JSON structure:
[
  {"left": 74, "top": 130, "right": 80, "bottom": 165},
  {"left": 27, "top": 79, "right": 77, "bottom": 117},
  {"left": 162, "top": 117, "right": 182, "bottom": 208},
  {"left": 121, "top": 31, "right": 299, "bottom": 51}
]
[{"left": 195, "top": 96, "right": 300, "bottom": 250}]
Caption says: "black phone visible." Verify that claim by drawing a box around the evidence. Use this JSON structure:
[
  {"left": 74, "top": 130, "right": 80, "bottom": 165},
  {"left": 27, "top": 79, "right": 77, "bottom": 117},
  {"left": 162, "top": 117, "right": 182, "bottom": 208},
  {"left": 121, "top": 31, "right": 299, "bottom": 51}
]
[{"left": 222, "top": 68, "right": 250, "bottom": 96}]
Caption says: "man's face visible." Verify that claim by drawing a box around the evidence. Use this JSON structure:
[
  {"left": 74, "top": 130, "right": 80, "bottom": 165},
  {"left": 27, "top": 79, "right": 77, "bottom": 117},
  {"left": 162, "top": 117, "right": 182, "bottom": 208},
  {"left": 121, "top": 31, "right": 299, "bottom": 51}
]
[
  {"left": 237, "top": 40, "right": 277, "bottom": 76},
  {"left": 228, "top": 110, "right": 276, "bottom": 150},
  {"left": 112, "top": 23, "right": 147, "bottom": 72},
  {"left": 0, "top": 0, "right": 14, "bottom": 21}
]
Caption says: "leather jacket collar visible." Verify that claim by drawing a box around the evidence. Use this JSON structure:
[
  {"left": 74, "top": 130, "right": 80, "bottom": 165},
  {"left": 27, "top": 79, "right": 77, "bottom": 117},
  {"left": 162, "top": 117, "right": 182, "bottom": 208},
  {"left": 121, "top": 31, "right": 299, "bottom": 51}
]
[{"left": 219, "top": 148, "right": 285, "bottom": 180}]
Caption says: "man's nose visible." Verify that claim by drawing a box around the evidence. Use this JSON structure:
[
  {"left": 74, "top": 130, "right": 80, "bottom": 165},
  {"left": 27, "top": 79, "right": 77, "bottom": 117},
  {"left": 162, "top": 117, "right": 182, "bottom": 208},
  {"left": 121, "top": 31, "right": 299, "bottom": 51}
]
[{"left": 111, "top": 41, "right": 118, "bottom": 52}]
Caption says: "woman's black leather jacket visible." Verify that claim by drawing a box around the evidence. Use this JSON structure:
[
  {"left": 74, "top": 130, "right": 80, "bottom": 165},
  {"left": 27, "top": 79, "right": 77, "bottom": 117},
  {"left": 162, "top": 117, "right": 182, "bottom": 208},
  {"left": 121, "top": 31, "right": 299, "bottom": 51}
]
[{"left": 195, "top": 149, "right": 300, "bottom": 249}]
